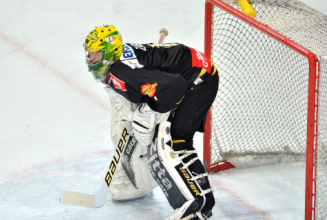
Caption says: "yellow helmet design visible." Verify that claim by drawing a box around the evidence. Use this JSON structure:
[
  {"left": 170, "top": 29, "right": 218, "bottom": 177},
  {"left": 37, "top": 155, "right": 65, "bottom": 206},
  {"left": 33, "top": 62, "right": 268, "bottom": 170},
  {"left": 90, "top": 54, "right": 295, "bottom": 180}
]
[{"left": 84, "top": 25, "right": 123, "bottom": 80}]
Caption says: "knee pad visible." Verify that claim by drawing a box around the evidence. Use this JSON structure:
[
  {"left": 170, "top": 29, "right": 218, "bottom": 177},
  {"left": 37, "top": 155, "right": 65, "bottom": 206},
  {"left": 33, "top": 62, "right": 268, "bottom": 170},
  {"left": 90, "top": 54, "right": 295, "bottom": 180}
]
[{"left": 147, "top": 121, "right": 215, "bottom": 219}]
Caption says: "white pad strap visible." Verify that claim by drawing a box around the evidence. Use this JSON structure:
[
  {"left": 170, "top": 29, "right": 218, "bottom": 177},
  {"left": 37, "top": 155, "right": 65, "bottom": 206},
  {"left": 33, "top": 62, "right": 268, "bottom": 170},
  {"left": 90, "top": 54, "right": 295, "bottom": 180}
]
[
  {"left": 172, "top": 150, "right": 197, "bottom": 161},
  {"left": 190, "top": 173, "right": 208, "bottom": 181},
  {"left": 200, "top": 188, "right": 214, "bottom": 196}
]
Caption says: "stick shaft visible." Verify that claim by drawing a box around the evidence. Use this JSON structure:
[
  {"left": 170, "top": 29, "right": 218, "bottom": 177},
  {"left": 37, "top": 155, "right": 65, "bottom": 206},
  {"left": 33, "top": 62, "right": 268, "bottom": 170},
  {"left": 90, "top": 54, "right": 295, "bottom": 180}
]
[
  {"left": 158, "top": 28, "right": 168, "bottom": 44},
  {"left": 59, "top": 121, "right": 132, "bottom": 208}
]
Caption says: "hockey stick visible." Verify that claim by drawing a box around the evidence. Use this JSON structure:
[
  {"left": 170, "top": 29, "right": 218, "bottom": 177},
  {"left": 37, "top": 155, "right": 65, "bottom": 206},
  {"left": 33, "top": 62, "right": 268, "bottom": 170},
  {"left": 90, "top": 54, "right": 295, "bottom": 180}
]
[
  {"left": 59, "top": 120, "right": 132, "bottom": 208},
  {"left": 158, "top": 28, "right": 168, "bottom": 44}
]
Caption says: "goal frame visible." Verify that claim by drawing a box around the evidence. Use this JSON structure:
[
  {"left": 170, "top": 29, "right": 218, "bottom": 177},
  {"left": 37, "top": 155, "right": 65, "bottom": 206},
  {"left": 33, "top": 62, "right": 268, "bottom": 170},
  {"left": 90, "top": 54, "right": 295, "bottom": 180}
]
[{"left": 203, "top": 0, "right": 319, "bottom": 219}]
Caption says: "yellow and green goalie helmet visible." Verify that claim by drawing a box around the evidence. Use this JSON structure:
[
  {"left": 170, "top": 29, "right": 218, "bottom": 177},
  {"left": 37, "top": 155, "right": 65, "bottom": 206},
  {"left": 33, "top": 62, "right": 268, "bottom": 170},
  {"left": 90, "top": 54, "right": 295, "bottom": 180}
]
[{"left": 83, "top": 25, "right": 123, "bottom": 81}]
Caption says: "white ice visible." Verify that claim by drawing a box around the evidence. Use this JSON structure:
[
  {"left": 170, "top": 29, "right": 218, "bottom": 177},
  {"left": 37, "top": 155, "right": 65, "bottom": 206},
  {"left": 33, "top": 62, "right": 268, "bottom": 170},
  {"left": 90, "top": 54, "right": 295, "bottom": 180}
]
[{"left": 0, "top": 0, "right": 325, "bottom": 219}]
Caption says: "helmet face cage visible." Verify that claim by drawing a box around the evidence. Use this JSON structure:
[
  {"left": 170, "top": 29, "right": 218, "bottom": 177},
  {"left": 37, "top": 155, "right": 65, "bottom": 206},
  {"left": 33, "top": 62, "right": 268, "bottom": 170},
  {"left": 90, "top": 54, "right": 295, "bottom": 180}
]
[
  {"left": 84, "top": 46, "right": 106, "bottom": 67},
  {"left": 84, "top": 25, "right": 123, "bottom": 80}
]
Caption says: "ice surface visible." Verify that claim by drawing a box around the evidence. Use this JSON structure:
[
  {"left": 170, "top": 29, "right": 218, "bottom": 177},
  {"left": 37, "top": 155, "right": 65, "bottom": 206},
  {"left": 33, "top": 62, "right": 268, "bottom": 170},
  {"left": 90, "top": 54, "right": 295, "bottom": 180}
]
[{"left": 0, "top": 0, "right": 324, "bottom": 219}]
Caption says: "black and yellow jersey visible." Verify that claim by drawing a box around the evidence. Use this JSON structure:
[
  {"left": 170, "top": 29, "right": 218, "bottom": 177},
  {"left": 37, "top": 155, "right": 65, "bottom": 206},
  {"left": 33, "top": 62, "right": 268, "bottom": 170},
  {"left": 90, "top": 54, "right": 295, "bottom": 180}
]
[{"left": 103, "top": 43, "right": 218, "bottom": 113}]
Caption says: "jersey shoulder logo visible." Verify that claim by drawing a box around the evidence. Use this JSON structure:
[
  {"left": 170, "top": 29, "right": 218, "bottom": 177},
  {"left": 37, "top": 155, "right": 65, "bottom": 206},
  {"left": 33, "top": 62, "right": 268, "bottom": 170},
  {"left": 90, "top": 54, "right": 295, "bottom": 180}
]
[
  {"left": 189, "top": 47, "right": 211, "bottom": 73},
  {"left": 121, "top": 44, "right": 137, "bottom": 60},
  {"left": 141, "top": 82, "right": 158, "bottom": 100},
  {"left": 120, "top": 44, "right": 144, "bottom": 69},
  {"left": 108, "top": 73, "right": 127, "bottom": 91}
]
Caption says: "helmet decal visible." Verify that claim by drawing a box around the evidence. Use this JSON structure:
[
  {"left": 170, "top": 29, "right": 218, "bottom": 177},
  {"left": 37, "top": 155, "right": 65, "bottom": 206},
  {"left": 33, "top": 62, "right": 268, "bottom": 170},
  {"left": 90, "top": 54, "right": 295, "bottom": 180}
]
[
  {"left": 85, "top": 31, "right": 99, "bottom": 47},
  {"left": 84, "top": 25, "right": 123, "bottom": 80}
]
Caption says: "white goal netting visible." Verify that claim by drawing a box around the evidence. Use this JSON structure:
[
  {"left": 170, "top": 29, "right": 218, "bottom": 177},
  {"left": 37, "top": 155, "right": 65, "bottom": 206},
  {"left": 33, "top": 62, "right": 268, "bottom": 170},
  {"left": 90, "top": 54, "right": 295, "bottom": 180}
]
[{"left": 208, "top": 0, "right": 327, "bottom": 218}]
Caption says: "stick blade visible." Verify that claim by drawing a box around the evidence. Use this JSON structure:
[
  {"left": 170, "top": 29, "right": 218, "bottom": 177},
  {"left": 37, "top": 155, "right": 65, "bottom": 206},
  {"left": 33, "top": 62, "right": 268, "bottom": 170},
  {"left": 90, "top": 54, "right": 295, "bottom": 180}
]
[{"left": 60, "top": 190, "right": 96, "bottom": 208}]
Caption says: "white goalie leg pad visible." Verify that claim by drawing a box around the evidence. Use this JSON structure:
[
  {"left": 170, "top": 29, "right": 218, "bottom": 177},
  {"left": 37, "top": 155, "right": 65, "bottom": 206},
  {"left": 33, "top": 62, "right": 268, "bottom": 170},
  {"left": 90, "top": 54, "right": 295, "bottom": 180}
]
[
  {"left": 109, "top": 139, "right": 158, "bottom": 200},
  {"left": 104, "top": 86, "right": 137, "bottom": 144},
  {"left": 104, "top": 87, "right": 157, "bottom": 200},
  {"left": 148, "top": 121, "right": 214, "bottom": 219},
  {"left": 148, "top": 121, "right": 194, "bottom": 204}
]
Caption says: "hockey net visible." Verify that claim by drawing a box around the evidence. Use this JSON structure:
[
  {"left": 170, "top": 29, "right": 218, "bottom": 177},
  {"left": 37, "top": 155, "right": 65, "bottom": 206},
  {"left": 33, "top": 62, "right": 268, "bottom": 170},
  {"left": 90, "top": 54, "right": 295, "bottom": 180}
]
[{"left": 203, "top": 0, "right": 327, "bottom": 219}]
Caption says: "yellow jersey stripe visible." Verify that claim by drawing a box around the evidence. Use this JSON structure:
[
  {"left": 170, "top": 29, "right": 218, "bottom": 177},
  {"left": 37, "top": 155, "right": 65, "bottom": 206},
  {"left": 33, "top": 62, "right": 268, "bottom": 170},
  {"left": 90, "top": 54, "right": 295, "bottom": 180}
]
[
  {"left": 198, "top": 68, "right": 207, "bottom": 78},
  {"left": 172, "top": 140, "right": 186, "bottom": 143}
]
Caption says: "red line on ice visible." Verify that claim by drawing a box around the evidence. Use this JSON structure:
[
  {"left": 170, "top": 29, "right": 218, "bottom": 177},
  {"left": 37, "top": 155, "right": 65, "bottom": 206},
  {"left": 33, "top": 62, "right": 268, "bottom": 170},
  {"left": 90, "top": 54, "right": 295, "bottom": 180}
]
[
  {"left": 0, "top": 31, "right": 115, "bottom": 183},
  {"left": 211, "top": 179, "right": 272, "bottom": 220},
  {"left": 0, "top": 31, "right": 110, "bottom": 111},
  {"left": 0, "top": 149, "right": 113, "bottom": 184}
]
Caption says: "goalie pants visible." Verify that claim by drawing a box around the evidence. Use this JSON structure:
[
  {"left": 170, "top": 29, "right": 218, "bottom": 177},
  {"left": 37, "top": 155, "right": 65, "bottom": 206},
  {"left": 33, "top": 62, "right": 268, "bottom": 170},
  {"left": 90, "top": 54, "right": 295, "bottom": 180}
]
[{"left": 170, "top": 72, "right": 219, "bottom": 136}]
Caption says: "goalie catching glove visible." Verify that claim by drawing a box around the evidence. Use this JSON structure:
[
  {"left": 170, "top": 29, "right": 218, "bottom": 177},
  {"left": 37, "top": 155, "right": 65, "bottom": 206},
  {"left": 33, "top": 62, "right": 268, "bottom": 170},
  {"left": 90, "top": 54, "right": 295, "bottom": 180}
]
[{"left": 132, "top": 103, "right": 162, "bottom": 146}]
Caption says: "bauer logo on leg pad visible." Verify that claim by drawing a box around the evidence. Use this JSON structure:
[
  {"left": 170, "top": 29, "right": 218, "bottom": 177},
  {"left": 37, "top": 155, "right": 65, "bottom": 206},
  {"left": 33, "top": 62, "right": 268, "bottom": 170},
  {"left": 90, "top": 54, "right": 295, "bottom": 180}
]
[
  {"left": 177, "top": 165, "right": 201, "bottom": 196},
  {"left": 105, "top": 127, "right": 130, "bottom": 187}
]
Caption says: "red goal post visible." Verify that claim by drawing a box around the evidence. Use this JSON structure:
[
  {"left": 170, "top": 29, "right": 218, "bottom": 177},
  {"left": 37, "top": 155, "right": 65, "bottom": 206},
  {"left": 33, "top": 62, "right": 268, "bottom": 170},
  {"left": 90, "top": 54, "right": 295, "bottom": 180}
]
[{"left": 203, "top": 0, "right": 326, "bottom": 219}]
